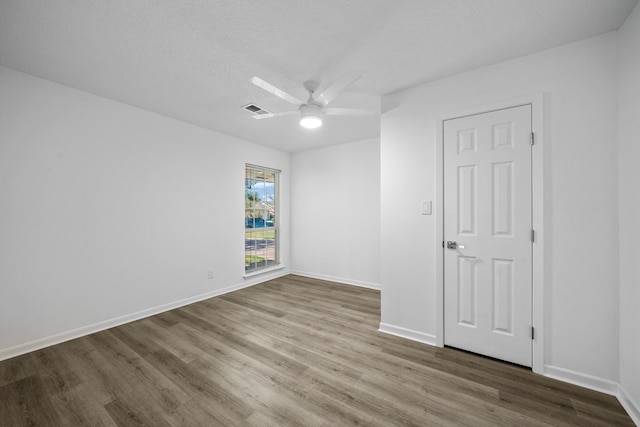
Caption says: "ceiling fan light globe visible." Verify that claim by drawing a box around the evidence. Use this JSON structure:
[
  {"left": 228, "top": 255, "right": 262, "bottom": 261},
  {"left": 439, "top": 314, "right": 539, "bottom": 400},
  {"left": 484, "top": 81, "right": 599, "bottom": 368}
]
[
  {"left": 299, "top": 103, "right": 323, "bottom": 129},
  {"left": 300, "top": 115, "right": 322, "bottom": 129}
]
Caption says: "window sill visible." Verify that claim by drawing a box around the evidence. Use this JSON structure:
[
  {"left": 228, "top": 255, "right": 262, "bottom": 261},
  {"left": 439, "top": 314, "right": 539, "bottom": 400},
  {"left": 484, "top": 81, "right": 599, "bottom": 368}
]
[{"left": 243, "top": 264, "right": 285, "bottom": 279}]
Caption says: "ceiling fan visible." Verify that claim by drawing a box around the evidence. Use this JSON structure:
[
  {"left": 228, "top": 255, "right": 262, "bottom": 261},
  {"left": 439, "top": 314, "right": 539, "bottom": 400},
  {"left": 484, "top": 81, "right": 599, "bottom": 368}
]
[{"left": 249, "top": 74, "right": 374, "bottom": 129}]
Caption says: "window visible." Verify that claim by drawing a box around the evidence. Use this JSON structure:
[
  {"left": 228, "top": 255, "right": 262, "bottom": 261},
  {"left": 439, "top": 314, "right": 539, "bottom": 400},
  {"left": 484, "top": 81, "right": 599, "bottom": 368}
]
[{"left": 245, "top": 164, "right": 279, "bottom": 273}]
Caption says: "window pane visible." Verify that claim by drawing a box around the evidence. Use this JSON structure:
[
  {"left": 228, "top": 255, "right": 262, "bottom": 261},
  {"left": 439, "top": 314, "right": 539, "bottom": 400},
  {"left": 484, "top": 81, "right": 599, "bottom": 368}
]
[{"left": 244, "top": 229, "right": 277, "bottom": 272}]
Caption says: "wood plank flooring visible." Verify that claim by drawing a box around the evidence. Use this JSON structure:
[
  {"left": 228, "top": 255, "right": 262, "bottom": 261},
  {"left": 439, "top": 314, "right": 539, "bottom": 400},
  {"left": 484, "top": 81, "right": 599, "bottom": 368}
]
[{"left": 0, "top": 274, "right": 634, "bottom": 426}]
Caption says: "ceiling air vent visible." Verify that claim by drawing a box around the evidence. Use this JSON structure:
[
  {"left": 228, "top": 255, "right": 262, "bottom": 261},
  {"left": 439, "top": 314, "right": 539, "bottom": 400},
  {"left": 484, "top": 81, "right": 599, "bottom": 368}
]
[{"left": 243, "top": 103, "right": 270, "bottom": 115}]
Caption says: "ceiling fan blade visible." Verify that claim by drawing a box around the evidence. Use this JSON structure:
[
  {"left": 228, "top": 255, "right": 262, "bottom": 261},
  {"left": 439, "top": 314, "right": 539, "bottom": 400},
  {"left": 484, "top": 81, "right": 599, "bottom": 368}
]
[
  {"left": 325, "top": 108, "right": 376, "bottom": 116},
  {"left": 252, "top": 111, "right": 298, "bottom": 120},
  {"left": 250, "top": 76, "right": 303, "bottom": 105},
  {"left": 313, "top": 73, "right": 361, "bottom": 106}
]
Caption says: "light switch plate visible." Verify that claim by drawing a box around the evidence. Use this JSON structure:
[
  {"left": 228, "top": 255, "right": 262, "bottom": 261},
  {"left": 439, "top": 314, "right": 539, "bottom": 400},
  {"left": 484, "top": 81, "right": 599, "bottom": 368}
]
[{"left": 421, "top": 200, "right": 432, "bottom": 215}]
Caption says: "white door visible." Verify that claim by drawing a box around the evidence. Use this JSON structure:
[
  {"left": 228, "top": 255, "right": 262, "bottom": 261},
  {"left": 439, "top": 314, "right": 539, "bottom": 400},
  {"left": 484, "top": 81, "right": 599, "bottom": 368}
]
[{"left": 444, "top": 105, "right": 532, "bottom": 367}]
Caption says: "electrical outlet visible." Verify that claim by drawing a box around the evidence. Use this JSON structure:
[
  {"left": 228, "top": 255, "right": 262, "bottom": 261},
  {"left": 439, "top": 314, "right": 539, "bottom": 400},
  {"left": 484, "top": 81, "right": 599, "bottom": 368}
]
[{"left": 208, "top": 269, "right": 215, "bottom": 279}]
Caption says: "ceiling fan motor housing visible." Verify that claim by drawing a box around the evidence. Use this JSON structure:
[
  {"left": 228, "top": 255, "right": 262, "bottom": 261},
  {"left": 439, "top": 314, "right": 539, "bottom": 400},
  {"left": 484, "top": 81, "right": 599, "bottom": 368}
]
[{"left": 299, "top": 103, "right": 323, "bottom": 117}]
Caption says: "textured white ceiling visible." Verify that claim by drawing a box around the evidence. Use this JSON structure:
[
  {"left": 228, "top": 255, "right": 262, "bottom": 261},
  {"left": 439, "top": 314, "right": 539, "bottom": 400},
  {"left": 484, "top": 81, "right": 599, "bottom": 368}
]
[{"left": 0, "top": 0, "right": 637, "bottom": 152}]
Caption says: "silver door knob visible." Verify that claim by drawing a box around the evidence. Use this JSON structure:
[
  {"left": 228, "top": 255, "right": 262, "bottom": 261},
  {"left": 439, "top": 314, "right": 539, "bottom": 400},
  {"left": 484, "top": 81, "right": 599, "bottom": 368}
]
[{"left": 447, "top": 241, "right": 466, "bottom": 250}]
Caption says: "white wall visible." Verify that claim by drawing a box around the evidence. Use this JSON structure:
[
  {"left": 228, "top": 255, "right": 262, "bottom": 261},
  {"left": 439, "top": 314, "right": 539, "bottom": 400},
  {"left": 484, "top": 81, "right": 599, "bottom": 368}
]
[
  {"left": 291, "top": 138, "right": 380, "bottom": 289},
  {"left": 381, "top": 33, "right": 620, "bottom": 385},
  {"left": 618, "top": 2, "right": 640, "bottom": 421},
  {"left": 0, "top": 66, "right": 290, "bottom": 359}
]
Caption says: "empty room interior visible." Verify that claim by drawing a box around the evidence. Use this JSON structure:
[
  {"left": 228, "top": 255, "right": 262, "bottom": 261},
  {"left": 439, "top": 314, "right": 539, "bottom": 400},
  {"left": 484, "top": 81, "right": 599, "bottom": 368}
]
[{"left": 1, "top": 1, "right": 640, "bottom": 425}]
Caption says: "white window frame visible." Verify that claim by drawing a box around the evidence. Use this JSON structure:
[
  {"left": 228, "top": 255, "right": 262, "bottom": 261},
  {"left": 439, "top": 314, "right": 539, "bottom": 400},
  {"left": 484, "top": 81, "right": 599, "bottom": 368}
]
[{"left": 244, "top": 164, "right": 280, "bottom": 275}]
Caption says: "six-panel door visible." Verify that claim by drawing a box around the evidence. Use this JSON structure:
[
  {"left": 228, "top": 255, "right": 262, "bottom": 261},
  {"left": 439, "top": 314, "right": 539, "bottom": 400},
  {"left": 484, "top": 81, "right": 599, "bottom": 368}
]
[{"left": 444, "top": 105, "right": 532, "bottom": 367}]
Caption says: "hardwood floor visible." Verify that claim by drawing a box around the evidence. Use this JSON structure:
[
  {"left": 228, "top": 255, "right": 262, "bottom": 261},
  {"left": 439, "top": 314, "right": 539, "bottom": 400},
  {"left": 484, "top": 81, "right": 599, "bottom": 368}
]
[{"left": 0, "top": 274, "right": 633, "bottom": 426}]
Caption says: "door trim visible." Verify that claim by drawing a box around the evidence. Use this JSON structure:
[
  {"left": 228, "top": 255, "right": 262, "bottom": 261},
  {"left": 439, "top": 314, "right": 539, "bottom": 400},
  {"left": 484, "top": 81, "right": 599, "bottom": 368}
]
[{"left": 435, "top": 94, "right": 544, "bottom": 374}]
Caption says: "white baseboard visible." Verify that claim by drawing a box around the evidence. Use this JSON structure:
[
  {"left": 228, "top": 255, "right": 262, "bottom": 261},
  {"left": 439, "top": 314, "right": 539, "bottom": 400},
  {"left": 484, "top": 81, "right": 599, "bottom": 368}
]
[
  {"left": 543, "top": 365, "right": 619, "bottom": 396},
  {"left": 290, "top": 270, "right": 380, "bottom": 290},
  {"left": 618, "top": 385, "right": 640, "bottom": 426},
  {"left": 0, "top": 269, "right": 289, "bottom": 362},
  {"left": 543, "top": 366, "right": 640, "bottom": 425},
  {"left": 378, "top": 322, "right": 437, "bottom": 346}
]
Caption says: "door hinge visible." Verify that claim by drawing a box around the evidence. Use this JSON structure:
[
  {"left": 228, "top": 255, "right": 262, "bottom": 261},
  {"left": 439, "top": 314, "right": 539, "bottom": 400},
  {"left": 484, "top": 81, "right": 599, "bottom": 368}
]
[
  {"left": 531, "top": 326, "right": 535, "bottom": 340},
  {"left": 530, "top": 132, "right": 535, "bottom": 146},
  {"left": 531, "top": 229, "right": 535, "bottom": 242},
  {"left": 442, "top": 241, "right": 444, "bottom": 248}
]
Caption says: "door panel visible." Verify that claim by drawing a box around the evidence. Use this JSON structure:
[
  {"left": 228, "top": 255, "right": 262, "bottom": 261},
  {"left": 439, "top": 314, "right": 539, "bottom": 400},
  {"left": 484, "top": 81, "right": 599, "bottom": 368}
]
[
  {"left": 457, "top": 165, "right": 476, "bottom": 235},
  {"left": 492, "top": 161, "right": 513, "bottom": 237},
  {"left": 444, "top": 105, "right": 532, "bottom": 367},
  {"left": 492, "top": 258, "right": 514, "bottom": 334},
  {"left": 457, "top": 255, "right": 477, "bottom": 326}
]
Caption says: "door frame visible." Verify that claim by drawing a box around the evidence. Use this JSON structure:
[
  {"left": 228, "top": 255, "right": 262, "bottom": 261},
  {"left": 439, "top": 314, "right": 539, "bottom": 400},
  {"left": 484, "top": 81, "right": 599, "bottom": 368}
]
[{"left": 435, "top": 94, "right": 544, "bottom": 374}]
